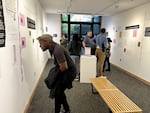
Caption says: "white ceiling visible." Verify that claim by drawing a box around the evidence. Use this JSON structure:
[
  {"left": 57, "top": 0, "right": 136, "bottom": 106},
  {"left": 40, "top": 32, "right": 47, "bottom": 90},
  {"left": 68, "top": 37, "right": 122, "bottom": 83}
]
[{"left": 39, "top": 0, "right": 150, "bottom": 16}]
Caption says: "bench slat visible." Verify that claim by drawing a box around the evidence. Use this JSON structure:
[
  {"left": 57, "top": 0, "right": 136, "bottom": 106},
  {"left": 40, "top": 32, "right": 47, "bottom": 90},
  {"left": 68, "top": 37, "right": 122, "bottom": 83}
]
[
  {"left": 99, "top": 90, "right": 142, "bottom": 113},
  {"left": 90, "top": 77, "right": 142, "bottom": 113},
  {"left": 90, "top": 77, "right": 117, "bottom": 91}
]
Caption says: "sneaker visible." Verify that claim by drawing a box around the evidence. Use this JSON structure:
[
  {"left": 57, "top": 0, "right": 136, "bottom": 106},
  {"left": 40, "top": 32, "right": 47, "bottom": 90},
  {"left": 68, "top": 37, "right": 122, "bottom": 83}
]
[
  {"left": 60, "top": 109, "right": 71, "bottom": 113},
  {"left": 74, "top": 75, "right": 80, "bottom": 81},
  {"left": 100, "top": 75, "right": 107, "bottom": 78},
  {"left": 59, "top": 109, "right": 65, "bottom": 113}
]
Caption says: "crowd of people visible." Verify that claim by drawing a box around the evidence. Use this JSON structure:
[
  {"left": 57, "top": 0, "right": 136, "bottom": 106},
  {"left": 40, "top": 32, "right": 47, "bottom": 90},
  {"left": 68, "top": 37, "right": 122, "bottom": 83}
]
[{"left": 37, "top": 28, "right": 112, "bottom": 113}]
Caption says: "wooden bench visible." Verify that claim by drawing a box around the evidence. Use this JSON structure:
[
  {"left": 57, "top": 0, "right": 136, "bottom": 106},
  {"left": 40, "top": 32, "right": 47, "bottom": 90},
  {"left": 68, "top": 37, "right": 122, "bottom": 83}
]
[{"left": 90, "top": 77, "right": 142, "bottom": 113}]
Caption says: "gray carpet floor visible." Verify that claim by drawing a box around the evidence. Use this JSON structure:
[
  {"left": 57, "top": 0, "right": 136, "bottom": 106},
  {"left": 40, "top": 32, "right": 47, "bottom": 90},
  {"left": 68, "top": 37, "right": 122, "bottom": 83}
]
[{"left": 27, "top": 59, "right": 150, "bottom": 113}]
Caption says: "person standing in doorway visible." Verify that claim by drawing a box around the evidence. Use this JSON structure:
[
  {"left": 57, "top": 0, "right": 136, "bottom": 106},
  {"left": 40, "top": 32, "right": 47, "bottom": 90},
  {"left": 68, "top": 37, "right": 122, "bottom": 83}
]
[
  {"left": 37, "top": 34, "right": 76, "bottom": 113},
  {"left": 95, "top": 28, "right": 108, "bottom": 76}
]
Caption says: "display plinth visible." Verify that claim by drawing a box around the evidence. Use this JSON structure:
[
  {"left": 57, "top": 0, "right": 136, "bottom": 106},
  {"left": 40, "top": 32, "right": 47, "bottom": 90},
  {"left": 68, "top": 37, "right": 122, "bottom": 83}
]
[{"left": 80, "top": 55, "right": 96, "bottom": 83}]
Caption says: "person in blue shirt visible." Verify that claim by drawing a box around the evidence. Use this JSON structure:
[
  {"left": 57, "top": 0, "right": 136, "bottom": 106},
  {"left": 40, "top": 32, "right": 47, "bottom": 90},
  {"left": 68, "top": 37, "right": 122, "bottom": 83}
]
[{"left": 95, "top": 28, "right": 108, "bottom": 76}]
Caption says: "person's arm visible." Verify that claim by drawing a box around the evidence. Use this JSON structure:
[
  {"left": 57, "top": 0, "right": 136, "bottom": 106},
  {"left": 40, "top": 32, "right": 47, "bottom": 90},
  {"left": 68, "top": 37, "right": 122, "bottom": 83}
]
[
  {"left": 59, "top": 61, "right": 68, "bottom": 72},
  {"left": 104, "top": 38, "right": 108, "bottom": 49},
  {"left": 54, "top": 46, "right": 68, "bottom": 72},
  {"left": 82, "top": 36, "right": 87, "bottom": 48},
  {"left": 82, "top": 41, "right": 86, "bottom": 48},
  {"left": 91, "top": 36, "right": 97, "bottom": 47}
]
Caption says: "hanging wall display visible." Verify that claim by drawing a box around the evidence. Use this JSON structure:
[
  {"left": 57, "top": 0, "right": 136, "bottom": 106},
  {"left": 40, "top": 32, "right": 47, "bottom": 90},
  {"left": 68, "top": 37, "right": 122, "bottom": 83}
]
[
  {"left": 5, "top": 0, "right": 16, "bottom": 12},
  {"left": 125, "top": 25, "right": 140, "bottom": 30},
  {"left": 27, "top": 17, "right": 36, "bottom": 29},
  {"left": 145, "top": 27, "right": 150, "bottom": 37},
  {"left": 0, "top": 0, "right": 5, "bottom": 47}
]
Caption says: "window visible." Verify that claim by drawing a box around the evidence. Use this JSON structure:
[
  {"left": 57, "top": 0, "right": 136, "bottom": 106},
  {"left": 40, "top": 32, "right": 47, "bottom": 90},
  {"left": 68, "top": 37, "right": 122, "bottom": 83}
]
[
  {"left": 93, "top": 16, "right": 100, "bottom": 22},
  {"left": 61, "top": 14, "right": 68, "bottom": 21},
  {"left": 62, "top": 23, "right": 68, "bottom": 34},
  {"left": 93, "top": 24, "right": 100, "bottom": 35},
  {"left": 70, "top": 14, "right": 92, "bottom": 22},
  {"left": 70, "top": 24, "right": 80, "bottom": 34},
  {"left": 81, "top": 24, "right": 92, "bottom": 35},
  {"left": 61, "top": 14, "right": 101, "bottom": 40}
]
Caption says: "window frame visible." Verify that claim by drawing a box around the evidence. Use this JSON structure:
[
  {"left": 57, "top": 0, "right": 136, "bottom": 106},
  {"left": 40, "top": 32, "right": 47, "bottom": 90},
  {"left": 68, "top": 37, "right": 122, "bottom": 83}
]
[{"left": 61, "top": 14, "right": 102, "bottom": 41}]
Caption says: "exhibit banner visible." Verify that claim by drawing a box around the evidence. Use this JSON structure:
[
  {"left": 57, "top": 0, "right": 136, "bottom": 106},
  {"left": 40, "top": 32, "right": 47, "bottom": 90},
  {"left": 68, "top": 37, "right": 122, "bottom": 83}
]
[{"left": 0, "top": 0, "right": 5, "bottom": 47}]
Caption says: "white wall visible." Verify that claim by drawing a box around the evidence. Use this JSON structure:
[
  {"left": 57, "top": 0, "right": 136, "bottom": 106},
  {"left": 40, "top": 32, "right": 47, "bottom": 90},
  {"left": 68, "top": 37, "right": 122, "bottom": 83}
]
[
  {"left": 45, "top": 13, "right": 61, "bottom": 44},
  {"left": 1, "top": 1, "right": 150, "bottom": 113},
  {"left": 102, "top": 2, "right": 150, "bottom": 82},
  {"left": 0, "top": 0, "right": 49, "bottom": 113}
]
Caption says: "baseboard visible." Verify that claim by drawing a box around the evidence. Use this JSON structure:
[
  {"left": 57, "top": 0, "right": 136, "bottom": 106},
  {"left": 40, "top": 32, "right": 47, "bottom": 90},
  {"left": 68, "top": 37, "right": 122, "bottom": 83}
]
[
  {"left": 111, "top": 63, "right": 150, "bottom": 86},
  {"left": 23, "top": 60, "right": 48, "bottom": 113}
]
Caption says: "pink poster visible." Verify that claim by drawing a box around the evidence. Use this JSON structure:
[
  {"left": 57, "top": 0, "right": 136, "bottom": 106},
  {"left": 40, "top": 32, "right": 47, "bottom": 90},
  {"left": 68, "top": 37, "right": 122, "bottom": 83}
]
[
  {"left": 20, "top": 13, "right": 25, "bottom": 26},
  {"left": 113, "top": 39, "right": 116, "bottom": 44},
  {"left": 21, "top": 37, "right": 26, "bottom": 48},
  {"left": 133, "top": 29, "right": 137, "bottom": 38}
]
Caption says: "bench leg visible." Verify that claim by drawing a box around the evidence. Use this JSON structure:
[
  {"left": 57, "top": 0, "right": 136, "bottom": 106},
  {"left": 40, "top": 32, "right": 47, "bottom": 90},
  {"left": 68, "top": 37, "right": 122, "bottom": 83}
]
[
  {"left": 91, "top": 84, "right": 98, "bottom": 94},
  {"left": 109, "top": 109, "right": 112, "bottom": 113}
]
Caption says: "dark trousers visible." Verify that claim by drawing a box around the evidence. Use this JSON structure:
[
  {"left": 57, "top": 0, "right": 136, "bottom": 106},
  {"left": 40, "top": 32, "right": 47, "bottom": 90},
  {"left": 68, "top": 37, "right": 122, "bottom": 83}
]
[
  {"left": 55, "top": 85, "right": 70, "bottom": 113},
  {"left": 103, "top": 56, "right": 110, "bottom": 71},
  {"left": 91, "top": 48, "right": 96, "bottom": 55}
]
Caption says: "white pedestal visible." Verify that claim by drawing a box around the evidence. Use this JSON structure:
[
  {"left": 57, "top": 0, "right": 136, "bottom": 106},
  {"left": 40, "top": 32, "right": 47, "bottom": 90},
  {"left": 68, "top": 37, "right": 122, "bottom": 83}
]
[{"left": 80, "top": 55, "right": 97, "bottom": 83}]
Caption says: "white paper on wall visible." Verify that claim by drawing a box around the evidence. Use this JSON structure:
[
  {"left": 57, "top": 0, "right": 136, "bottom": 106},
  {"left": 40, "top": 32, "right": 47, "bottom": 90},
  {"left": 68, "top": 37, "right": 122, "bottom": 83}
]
[
  {"left": 5, "top": 0, "right": 16, "bottom": 12},
  {"left": 4, "top": 10, "right": 18, "bottom": 39}
]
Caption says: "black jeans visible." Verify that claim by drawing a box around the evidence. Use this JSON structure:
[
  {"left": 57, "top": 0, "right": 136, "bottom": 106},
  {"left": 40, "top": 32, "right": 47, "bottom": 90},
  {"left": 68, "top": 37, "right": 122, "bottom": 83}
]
[
  {"left": 91, "top": 48, "right": 96, "bottom": 55},
  {"left": 55, "top": 85, "right": 70, "bottom": 113},
  {"left": 103, "top": 56, "right": 110, "bottom": 71}
]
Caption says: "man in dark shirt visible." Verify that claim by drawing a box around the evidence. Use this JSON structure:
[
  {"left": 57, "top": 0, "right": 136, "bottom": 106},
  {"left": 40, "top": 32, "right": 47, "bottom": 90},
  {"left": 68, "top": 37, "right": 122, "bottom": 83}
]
[
  {"left": 82, "top": 30, "right": 96, "bottom": 55},
  {"left": 37, "top": 34, "right": 76, "bottom": 113}
]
